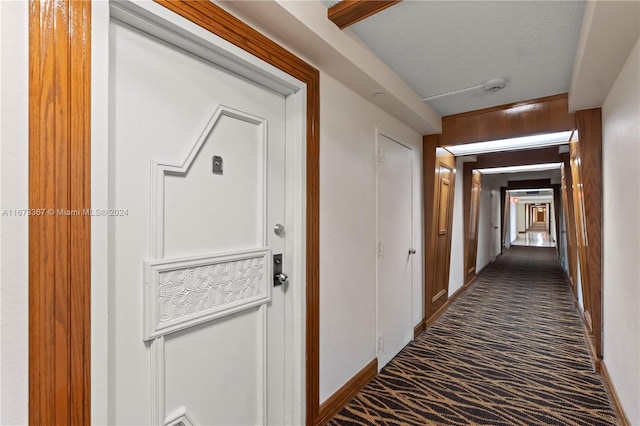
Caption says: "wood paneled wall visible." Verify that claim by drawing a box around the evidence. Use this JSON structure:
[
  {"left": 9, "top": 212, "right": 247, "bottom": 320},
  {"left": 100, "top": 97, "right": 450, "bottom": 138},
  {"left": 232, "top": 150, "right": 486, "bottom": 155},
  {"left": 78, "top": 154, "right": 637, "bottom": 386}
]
[
  {"left": 441, "top": 94, "right": 575, "bottom": 146},
  {"left": 574, "top": 109, "right": 604, "bottom": 358}
]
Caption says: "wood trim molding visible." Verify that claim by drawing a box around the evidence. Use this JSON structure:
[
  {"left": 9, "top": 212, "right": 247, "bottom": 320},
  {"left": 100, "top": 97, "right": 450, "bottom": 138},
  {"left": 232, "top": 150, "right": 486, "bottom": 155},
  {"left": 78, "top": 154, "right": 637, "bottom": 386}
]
[
  {"left": 317, "top": 359, "right": 378, "bottom": 425},
  {"left": 29, "top": 1, "right": 92, "bottom": 424},
  {"left": 441, "top": 94, "right": 575, "bottom": 146},
  {"left": 599, "top": 362, "right": 631, "bottom": 426},
  {"left": 328, "top": 1, "right": 401, "bottom": 29},
  {"left": 30, "top": 0, "right": 321, "bottom": 424},
  {"left": 414, "top": 320, "right": 426, "bottom": 339}
]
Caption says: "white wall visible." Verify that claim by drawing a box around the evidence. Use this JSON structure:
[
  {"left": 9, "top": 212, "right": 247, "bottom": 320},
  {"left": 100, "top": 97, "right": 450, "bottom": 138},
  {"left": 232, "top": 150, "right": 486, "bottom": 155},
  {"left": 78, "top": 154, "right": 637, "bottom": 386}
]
[
  {"left": 516, "top": 202, "right": 526, "bottom": 232},
  {"left": 0, "top": 1, "right": 29, "bottom": 424},
  {"left": 475, "top": 186, "right": 492, "bottom": 272},
  {"left": 448, "top": 158, "right": 464, "bottom": 296},
  {"left": 319, "top": 72, "right": 424, "bottom": 402},
  {"left": 602, "top": 36, "right": 640, "bottom": 424},
  {"left": 509, "top": 199, "right": 517, "bottom": 243}
]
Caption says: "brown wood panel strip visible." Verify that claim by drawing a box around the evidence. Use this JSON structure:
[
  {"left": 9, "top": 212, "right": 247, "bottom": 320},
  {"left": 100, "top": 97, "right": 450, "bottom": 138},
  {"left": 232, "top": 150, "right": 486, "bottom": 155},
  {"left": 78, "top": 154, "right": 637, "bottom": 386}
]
[
  {"left": 463, "top": 164, "right": 482, "bottom": 285},
  {"left": 317, "top": 359, "right": 378, "bottom": 425},
  {"left": 505, "top": 179, "right": 551, "bottom": 190},
  {"left": 475, "top": 147, "right": 562, "bottom": 169},
  {"left": 441, "top": 94, "right": 575, "bottom": 146},
  {"left": 153, "top": 1, "right": 321, "bottom": 422},
  {"left": 29, "top": 0, "right": 91, "bottom": 424},
  {"left": 422, "top": 135, "right": 438, "bottom": 328},
  {"left": 575, "top": 109, "right": 603, "bottom": 358},
  {"left": 599, "top": 362, "right": 631, "bottom": 426},
  {"left": 328, "top": 0, "right": 402, "bottom": 29}
]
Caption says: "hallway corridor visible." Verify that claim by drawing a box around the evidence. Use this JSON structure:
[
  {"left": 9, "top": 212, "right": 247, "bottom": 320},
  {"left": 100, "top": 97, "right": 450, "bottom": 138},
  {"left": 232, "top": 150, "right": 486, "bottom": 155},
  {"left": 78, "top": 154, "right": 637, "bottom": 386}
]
[
  {"left": 328, "top": 247, "right": 617, "bottom": 425},
  {"left": 511, "top": 223, "right": 555, "bottom": 248}
]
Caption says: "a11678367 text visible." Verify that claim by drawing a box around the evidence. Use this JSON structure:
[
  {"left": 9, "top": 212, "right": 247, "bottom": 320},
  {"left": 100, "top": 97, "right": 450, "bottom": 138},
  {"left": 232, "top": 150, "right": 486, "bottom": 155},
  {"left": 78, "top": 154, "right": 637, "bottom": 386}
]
[{"left": 2, "top": 208, "right": 129, "bottom": 217}]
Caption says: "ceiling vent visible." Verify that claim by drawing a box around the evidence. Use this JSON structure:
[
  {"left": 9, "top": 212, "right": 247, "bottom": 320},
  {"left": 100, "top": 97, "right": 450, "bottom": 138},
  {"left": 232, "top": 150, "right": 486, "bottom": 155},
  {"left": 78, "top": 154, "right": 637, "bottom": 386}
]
[{"left": 483, "top": 78, "right": 507, "bottom": 93}]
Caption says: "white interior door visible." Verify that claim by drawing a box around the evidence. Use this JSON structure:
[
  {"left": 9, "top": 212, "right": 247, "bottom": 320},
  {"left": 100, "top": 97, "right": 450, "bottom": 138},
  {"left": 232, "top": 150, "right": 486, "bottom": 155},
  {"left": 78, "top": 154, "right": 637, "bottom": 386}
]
[
  {"left": 104, "top": 5, "right": 298, "bottom": 425},
  {"left": 376, "top": 134, "right": 413, "bottom": 369}
]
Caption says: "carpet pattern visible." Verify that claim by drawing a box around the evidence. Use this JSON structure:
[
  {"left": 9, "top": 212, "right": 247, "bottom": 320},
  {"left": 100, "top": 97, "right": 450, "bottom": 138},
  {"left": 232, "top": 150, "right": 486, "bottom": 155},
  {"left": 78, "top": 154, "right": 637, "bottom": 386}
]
[{"left": 327, "top": 247, "right": 617, "bottom": 426}]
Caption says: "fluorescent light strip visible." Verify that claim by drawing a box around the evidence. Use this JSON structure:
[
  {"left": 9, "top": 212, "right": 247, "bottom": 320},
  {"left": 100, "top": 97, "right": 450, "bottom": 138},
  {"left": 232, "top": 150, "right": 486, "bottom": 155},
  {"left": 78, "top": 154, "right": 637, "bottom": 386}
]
[
  {"left": 477, "top": 162, "right": 563, "bottom": 175},
  {"left": 444, "top": 131, "right": 572, "bottom": 156}
]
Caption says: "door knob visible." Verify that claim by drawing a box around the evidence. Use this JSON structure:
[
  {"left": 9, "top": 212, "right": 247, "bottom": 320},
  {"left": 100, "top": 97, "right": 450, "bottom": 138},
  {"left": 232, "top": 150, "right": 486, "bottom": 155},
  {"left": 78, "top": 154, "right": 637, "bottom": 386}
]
[
  {"left": 275, "top": 273, "right": 288, "bottom": 286},
  {"left": 409, "top": 249, "right": 416, "bottom": 255}
]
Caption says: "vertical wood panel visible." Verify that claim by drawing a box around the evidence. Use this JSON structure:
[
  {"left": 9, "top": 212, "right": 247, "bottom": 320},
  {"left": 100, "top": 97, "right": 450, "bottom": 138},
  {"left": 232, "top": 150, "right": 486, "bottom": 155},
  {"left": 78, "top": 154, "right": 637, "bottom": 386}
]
[
  {"left": 463, "top": 164, "right": 481, "bottom": 284},
  {"left": 29, "top": 0, "right": 91, "bottom": 424},
  {"left": 575, "top": 109, "right": 603, "bottom": 358},
  {"left": 570, "top": 141, "right": 595, "bottom": 334},
  {"left": 422, "top": 135, "right": 438, "bottom": 325},
  {"left": 423, "top": 136, "right": 456, "bottom": 321},
  {"left": 561, "top": 157, "right": 579, "bottom": 299}
]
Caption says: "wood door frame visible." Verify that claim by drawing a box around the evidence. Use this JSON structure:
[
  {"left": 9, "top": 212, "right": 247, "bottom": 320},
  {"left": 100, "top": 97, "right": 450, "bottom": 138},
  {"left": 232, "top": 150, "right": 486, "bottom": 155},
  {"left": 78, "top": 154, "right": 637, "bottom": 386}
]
[
  {"left": 463, "top": 163, "right": 482, "bottom": 285},
  {"left": 423, "top": 137, "right": 456, "bottom": 323},
  {"left": 29, "top": 0, "right": 321, "bottom": 424}
]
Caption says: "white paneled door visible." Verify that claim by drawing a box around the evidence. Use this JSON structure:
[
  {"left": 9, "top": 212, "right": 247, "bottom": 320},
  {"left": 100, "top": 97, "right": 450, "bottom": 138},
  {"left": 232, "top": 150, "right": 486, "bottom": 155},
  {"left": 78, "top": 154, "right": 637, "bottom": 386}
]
[
  {"left": 102, "top": 4, "right": 303, "bottom": 425},
  {"left": 376, "top": 133, "right": 413, "bottom": 368}
]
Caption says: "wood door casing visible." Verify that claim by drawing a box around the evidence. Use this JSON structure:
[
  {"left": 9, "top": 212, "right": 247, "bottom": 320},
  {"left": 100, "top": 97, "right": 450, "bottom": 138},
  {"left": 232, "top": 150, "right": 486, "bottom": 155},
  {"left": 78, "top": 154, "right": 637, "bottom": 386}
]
[
  {"left": 570, "top": 140, "right": 594, "bottom": 331},
  {"left": 423, "top": 136, "right": 456, "bottom": 321},
  {"left": 560, "top": 161, "right": 579, "bottom": 300},
  {"left": 464, "top": 165, "right": 482, "bottom": 284}
]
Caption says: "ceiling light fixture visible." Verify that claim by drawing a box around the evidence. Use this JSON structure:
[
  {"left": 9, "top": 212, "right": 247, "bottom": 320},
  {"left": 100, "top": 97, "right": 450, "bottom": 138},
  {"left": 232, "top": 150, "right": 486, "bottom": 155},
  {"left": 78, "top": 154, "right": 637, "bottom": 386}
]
[
  {"left": 422, "top": 77, "right": 507, "bottom": 101},
  {"left": 444, "top": 130, "right": 572, "bottom": 156},
  {"left": 476, "top": 162, "right": 563, "bottom": 175}
]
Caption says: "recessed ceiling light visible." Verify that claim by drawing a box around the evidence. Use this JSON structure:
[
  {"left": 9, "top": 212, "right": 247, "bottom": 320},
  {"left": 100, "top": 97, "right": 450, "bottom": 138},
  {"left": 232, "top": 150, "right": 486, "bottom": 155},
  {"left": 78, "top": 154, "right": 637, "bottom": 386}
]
[
  {"left": 444, "top": 131, "right": 572, "bottom": 156},
  {"left": 477, "top": 162, "right": 563, "bottom": 175}
]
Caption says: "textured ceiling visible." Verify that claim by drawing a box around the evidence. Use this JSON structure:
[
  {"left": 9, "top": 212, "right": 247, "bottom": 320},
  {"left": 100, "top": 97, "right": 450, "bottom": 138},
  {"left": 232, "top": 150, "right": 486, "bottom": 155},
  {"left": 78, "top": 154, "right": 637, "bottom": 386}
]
[{"left": 350, "top": 1, "right": 586, "bottom": 116}]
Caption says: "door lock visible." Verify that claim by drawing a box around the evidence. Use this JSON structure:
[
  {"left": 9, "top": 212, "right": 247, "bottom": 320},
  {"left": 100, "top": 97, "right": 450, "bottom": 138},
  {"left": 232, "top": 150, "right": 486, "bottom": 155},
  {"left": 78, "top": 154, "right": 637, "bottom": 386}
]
[
  {"left": 273, "top": 254, "right": 288, "bottom": 286},
  {"left": 409, "top": 248, "right": 416, "bottom": 255}
]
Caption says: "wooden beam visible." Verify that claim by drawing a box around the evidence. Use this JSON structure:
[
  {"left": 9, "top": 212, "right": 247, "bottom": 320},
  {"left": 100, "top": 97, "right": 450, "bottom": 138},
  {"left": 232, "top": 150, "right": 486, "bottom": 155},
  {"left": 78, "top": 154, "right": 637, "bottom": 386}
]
[
  {"left": 441, "top": 94, "right": 575, "bottom": 146},
  {"left": 475, "top": 146, "right": 562, "bottom": 169},
  {"left": 328, "top": 0, "right": 401, "bottom": 29}
]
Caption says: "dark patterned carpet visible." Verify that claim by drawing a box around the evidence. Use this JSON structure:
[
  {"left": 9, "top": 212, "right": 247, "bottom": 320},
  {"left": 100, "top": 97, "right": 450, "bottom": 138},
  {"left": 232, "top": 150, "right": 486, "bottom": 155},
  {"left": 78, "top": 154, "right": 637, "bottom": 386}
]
[{"left": 327, "top": 246, "right": 618, "bottom": 426}]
